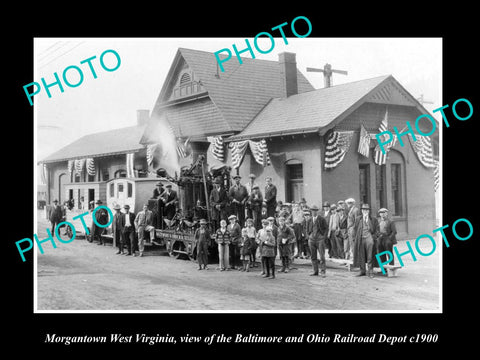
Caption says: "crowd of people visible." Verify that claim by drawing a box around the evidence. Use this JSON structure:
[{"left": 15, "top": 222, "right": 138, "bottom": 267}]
[{"left": 48, "top": 173, "right": 398, "bottom": 279}]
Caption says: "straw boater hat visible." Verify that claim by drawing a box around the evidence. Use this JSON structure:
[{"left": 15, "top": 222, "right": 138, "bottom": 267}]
[
  {"left": 228, "top": 215, "right": 237, "bottom": 220},
  {"left": 310, "top": 205, "right": 319, "bottom": 211},
  {"left": 113, "top": 204, "right": 121, "bottom": 210},
  {"left": 378, "top": 208, "right": 388, "bottom": 213},
  {"left": 361, "top": 203, "right": 371, "bottom": 210},
  {"left": 345, "top": 198, "right": 355, "bottom": 204},
  {"left": 199, "top": 219, "right": 207, "bottom": 225}
]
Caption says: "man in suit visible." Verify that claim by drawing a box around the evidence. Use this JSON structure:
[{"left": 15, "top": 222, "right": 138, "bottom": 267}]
[
  {"left": 245, "top": 173, "right": 258, "bottom": 219},
  {"left": 49, "top": 199, "right": 64, "bottom": 235},
  {"left": 377, "top": 208, "right": 397, "bottom": 266},
  {"left": 210, "top": 179, "right": 228, "bottom": 231},
  {"left": 134, "top": 204, "right": 155, "bottom": 257},
  {"left": 92, "top": 200, "right": 109, "bottom": 245},
  {"left": 353, "top": 203, "right": 380, "bottom": 277},
  {"left": 345, "top": 198, "right": 360, "bottom": 260},
  {"left": 121, "top": 204, "right": 136, "bottom": 256},
  {"left": 264, "top": 177, "right": 277, "bottom": 218},
  {"left": 248, "top": 185, "right": 263, "bottom": 230},
  {"left": 112, "top": 204, "right": 124, "bottom": 254},
  {"left": 228, "top": 175, "right": 248, "bottom": 227},
  {"left": 161, "top": 184, "right": 178, "bottom": 220},
  {"left": 305, "top": 205, "right": 328, "bottom": 277}
]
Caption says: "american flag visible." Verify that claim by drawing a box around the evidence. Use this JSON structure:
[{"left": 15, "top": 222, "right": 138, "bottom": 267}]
[
  {"left": 249, "top": 139, "right": 271, "bottom": 167},
  {"left": 374, "top": 109, "right": 397, "bottom": 165},
  {"left": 86, "top": 158, "right": 95, "bottom": 176},
  {"left": 146, "top": 144, "right": 157, "bottom": 166},
  {"left": 176, "top": 137, "right": 191, "bottom": 158},
  {"left": 324, "top": 130, "right": 354, "bottom": 169},
  {"left": 126, "top": 153, "right": 135, "bottom": 178},
  {"left": 357, "top": 124, "right": 370, "bottom": 157},
  {"left": 229, "top": 140, "right": 249, "bottom": 169},
  {"left": 207, "top": 136, "right": 225, "bottom": 162}
]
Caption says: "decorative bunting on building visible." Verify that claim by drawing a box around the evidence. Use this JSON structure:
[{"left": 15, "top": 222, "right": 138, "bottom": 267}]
[
  {"left": 324, "top": 130, "right": 354, "bottom": 169},
  {"left": 146, "top": 144, "right": 157, "bottom": 166},
  {"left": 229, "top": 140, "right": 249, "bottom": 169},
  {"left": 357, "top": 124, "right": 371, "bottom": 158},
  {"left": 126, "top": 153, "right": 135, "bottom": 178},
  {"left": 408, "top": 133, "right": 435, "bottom": 168},
  {"left": 40, "top": 163, "right": 48, "bottom": 185},
  {"left": 74, "top": 158, "right": 85, "bottom": 173},
  {"left": 249, "top": 139, "right": 271, "bottom": 167},
  {"left": 67, "top": 160, "right": 74, "bottom": 175},
  {"left": 433, "top": 159, "right": 440, "bottom": 192},
  {"left": 86, "top": 158, "right": 95, "bottom": 176},
  {"left": 207, "top": 136, "right": 225, "bottom": 162}
]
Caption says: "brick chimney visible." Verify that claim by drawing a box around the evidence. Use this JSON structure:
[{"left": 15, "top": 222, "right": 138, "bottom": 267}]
[
  {"left": 137, "top": 109, "right": 150, "bottom": 126},
  {"left": 279, "top": 52, "right": 298, "bottom": 97}
]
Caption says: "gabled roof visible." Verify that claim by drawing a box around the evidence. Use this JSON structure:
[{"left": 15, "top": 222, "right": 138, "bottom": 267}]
[
  {"left": 40, "top": 125, "right": 146, "bottom": 164},
  {"left": 151, "top": 48, "right": 315, "bottom": 137},
  {"left": 227, "top": 75, "right": 431, "bottom": 141}
]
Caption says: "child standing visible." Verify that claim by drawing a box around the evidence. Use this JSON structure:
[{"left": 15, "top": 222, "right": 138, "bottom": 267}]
[
  {"left": 244, "top": 218, "right": 257, "bottom": 267},
  {"left": 260, "top": 228, "right": 277, "bottom": 279},
  {"left": 239, "top": 228, "right": 253, "bottom": 272},
  {"left": 256, "top": 219, "right": 270, "bottom": 275},
  {"left": 215, "top": 219, "right": 231, "bottom": 271}
]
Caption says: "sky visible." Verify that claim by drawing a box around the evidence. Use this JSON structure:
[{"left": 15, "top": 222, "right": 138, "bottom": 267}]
[{"left": 34, "top": 37, "right": 442, "bottom": 161}]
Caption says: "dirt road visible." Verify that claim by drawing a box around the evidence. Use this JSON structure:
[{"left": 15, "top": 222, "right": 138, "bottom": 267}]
[{"left": 36, "top": 211, "right": 440, "bottom": 311}]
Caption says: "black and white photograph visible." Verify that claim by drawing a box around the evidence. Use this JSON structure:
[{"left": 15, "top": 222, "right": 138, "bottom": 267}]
[{"left": 34, "top": 37, "right": 442, "bottom": 312}]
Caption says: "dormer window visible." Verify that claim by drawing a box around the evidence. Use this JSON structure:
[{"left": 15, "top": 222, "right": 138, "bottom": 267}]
[{"left": 171, "top": 69, "right": 205, "bottom": 100}]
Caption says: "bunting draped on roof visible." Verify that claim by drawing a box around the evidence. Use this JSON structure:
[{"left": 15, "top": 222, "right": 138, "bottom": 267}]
[
  {"left": 324, "top": 130, "right": 354, "bottom": 169},
  {"left": 126, "top": 153, "right": 135, "bottom": 178},
  {"left": 86, "top": 158, "right": 95, "bottom": 176},
  {"left": 67, "top": 160, "right": 74, "bottom": 175},
  {"left": 408, "top": 133, "right": 435, "bottom": 168},
  {"left": 229, "top": 139, "right": 271, "bottom": 169},
  {"left": 74, "top": 159, "right": 85, "bottom": 173},
  {"left": 207, "top": 136, "right": 225, "bottom": 162}
]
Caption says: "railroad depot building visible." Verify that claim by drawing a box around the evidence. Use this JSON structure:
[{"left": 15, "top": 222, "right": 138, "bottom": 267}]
[{"left": 40, "top": 47, "right": 439, "bottom": 239}]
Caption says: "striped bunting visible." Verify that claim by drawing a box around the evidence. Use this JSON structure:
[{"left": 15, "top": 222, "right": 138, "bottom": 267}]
[
  {"left": 146, "top": 144, "right": 157, "bottom": 166},
  {"left": 86, "top": 158, "right": 95, "bottom": 176},
  {"left": 207, "top": 136, "right": 225, "bottom": 162},
  {"left": 126, "top": 153, "right": 135, "bottom": 178},
  {"left": 434, "top": 159, "right": 440, "bottom": 192},
  {"left": 74, "top": 158, "right": 85, "bottom": 173},
  {"left": 249, "top": 139, "right": 271, "bottom": 167},
  {"left": 324, "top": 130, "right": 354, "bottom": 169},
  {"left": 229, "top": 140, "right": 249, "bottom": 169},
  {"left": 408, "top": 133, "right": 435, "bottom": 168},
  {"left": 67, "top": 160, "right": 74, "bottom": 175}
]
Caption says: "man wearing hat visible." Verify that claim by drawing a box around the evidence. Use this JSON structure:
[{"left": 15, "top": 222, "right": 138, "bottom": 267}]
[
  {"left": 377, "top": 208, "right": 397, "bottom": 266},
  {"left": 121, "top": 204, "right": 136, "bottom": 256},
  {"left": 264, "top": 177, "right": 277, "bottom": 218},
  {"left": 353, "top": 204, "right": 380, "bottom": 277},
  {"left": 194, "top": 219, "right": 211, "bottom": 270},
  {"left": 305, "top": 205, "right": 328, "bottom": 277},
  {"left": 248, "top": 184, "right": 263, "bottom": 230},
  {"left": 49, "top": 199, "right": 64, "bottom": 236},
  {"left": 112, "top": 204, "right": 124, "bottom": 254},
  {"left": 228, "top": 175, "right": 248, "bottom": 227},
  {"left": 345, "top": 198, "right": 360, "bottom": 260},
  {"left": 135, "top": 204, "right": 155, "bottom": 257},
  {"left": 152, "top": 181, "right": 165, "bottom": 199},
  {"left": 92, "top": 200, "right": 109, "bottom": 245},
  {"left": 227, "top": 214, "right": 242, "bottom": 269},
  {"left": 152, "top": 182, "right": 166, "bottom": 228},
  {"left": 245, "top": 173, "right": 258, "bottom": 219},
  {"left": 336, "top": 201, "right": 348, "bottom": 259},
  {"left": 326, "top": 203, "right": 340, "bottom": 258},
  {"left": 160, "top": 184, "right": 178, "bottom": 220},
  {"left": 209, "top": 178, "right": 228, "bottom": 231},
  {"left": 300, "top": 209, "right": 312, "bottom": 259}
]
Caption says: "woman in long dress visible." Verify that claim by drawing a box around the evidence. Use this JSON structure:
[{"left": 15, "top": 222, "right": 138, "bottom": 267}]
[{"left": 195, "top": 219, "right": 211, "bottom": 270}]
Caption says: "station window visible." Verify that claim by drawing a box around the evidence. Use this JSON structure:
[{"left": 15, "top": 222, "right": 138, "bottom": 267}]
[
  {"left": 127, "top": 182, "right": 133, "bottom": 198},
  {"left": 391, "top": 164, "right": 403, "bottom": 216},
  {"left": 109, "top": 183, "right": 114, "bottom": 197},
  {"left": 359, "top": 164, "right": 370, "bottom": 206}
]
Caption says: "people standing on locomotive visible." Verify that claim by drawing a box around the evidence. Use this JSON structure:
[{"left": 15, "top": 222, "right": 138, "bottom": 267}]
[
  {"left": 264, "top": 177, "right": 277, "bottom": 218},
  {"left": 227, "top": 215, "right": 242, "bottom": 269},
  {"left": 209, "top": 179, "right": 227, "bottom": 231},
  {"left": 248, "top": 185, "right": 263, "bottom": 230},
  {"left": 161, "top": 184, "right": 178, "bottom": 220},
  {"left": 195, "top": 219, "right": 210, "bottom": 270},
  {"left": 153, "top": 182, "right": 166, "bottom": 228},
  {"left": 215, "top": 219, "right": 231, "bottom": 271},
  {"left": 228, "top": 175, "right": 248, "bottom": 227}
]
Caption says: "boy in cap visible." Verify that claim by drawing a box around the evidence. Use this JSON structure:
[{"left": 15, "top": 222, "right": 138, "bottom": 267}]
[
  {"left": 227, "top": 215, "right": 242, "bottom": 269},
  {"left": 239, "top": 228, "right": 253, "bottom": 272},
  {"left": 277, "top": 216, "right": 295, "bottom": 273},
  {"left": 195, "top": 219, "right": 210, "bottom": 270},
  {"left": 256, "top": 219, "right": 270, "bottom": 275},
  {"left": 244, "top": 218, "right": 257, "bottom": 267},
  {"left": 248, "top": 185, "right": 263, "bottom": 230},
  {"left": 215, "top": 219, "right": 231, "bottom": 271},
  {"left": 260, "top": 227, "right": 277, "bottom": 279}
]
